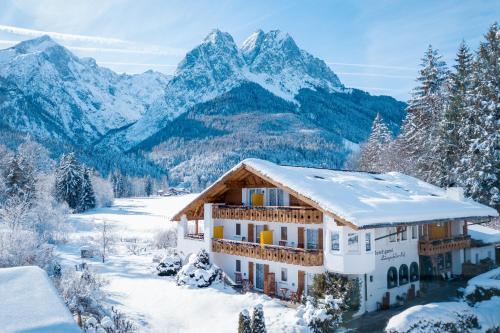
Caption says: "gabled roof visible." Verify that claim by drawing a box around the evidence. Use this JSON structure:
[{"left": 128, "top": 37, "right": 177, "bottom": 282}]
[
  {"left": 173, "top": 158, "right": 498, "bottom": 229},
  {"left": 0, "top": 266, "right": 80, "bottom": 333}
]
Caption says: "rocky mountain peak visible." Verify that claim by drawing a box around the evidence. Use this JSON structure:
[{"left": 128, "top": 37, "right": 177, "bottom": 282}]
[{"left": 12, "top": 35, "right": 60, "bottom": 54}]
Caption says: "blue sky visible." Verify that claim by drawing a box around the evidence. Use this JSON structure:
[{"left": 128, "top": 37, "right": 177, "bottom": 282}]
[{"left": 0, "top": 0, "right": 497, "bottom": 101}]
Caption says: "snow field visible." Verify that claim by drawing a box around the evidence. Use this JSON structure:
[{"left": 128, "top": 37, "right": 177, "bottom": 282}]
[{"left": 55, "top": 196, "right": 309, "bottom": 332}]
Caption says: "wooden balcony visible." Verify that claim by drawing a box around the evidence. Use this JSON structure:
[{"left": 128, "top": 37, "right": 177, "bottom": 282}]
[
  {"left": 212, "top": 238, "right": 323, "bottom": 266},
  {"left": 419, "top": 235, "right": 471, "bottom": 256},
  {"left": 212, "top": 205, "right": 323, "bottom": 224}
]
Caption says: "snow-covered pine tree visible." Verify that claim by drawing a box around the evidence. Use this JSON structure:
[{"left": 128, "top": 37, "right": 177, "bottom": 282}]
[
  {"left": 110, "top": 171, "right": 129, "bottom": 198},
  {"left": 145, "top": 176, "right": 154, "bottom": 197},
  {"left": 460, "top": 23, "right": 499, "bottom": 209},
  {"left": 3, "top": 154, "right": 36, "bottom": 203},
  {"left": 358, "top": 113, "right": 392, "bottom": 172},
  {"left": 55, "top": 153, "right": 83, "bottom": 210},
  {"left": 397, "top": 45, "right": 449, "bottom": 181},
  {"left": 238, "top": 309, "right": 252, "bottom": 333},
  {"left": 77, "top": 167, "right": 96, "bottom": 212},
  {"left": 440, "top": 41, "right": 475, "bottom": 187},
  {"left": 251, "top": 304, "right": 266, "bottom": 333}
]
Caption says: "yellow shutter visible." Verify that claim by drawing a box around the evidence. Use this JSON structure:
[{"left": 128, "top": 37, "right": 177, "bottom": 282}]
[
  {"left": 213, "top": 226, "right": 224, "bottom": 239},
  {"left": 260, "top": 230, "right": 273, "bottom": 246},
  {"left": 252, "top": 193, "right": 264, "bottom": 206}
]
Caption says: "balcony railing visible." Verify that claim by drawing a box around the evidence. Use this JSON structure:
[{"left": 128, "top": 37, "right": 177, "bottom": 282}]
[
  {"left": 418, "top": 235, "right": 471, "bottom": 256},
  {"left": 185, "top": 233, "right": 204, "bottom": 240},
  {"left": 212, "top": 205, "right": 323, "bottom": 224},
  {"left": 212, "top": 238, "right": 323, "bottom": 266}
]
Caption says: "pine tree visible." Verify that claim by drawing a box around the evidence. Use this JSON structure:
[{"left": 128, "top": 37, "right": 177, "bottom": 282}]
[
  {"left": 238, "top": 309, "right": 252, "bottom": 333},
  {"left": 460, "top": 23, "right": 499, "bottom": 209},
  {"left": 55, "top": 153, "right": 83, "bottom": 210},
  {"left": 397, "top": 45, "right": 449, "bottom": 181},
  {"left": 3, "top": 154, "right": 36, "bottom": 203},
  {"left": 358, "top": 113, "right": 392, "bottom": 172},
  {"left": 145, "top": 176, "right": 154, "bottom": 197},
  {"left": 440, "top": 41, "right": 474, "bottom": 186},
  {"left": 251, "top": 304, "right": 266, "bottom": 333},
  {"left": 77, "top": 167, "right": 96, "bottom": 212}
]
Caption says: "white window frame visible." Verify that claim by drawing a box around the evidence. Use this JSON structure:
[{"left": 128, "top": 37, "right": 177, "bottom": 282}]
[
  {"left": 365, "top": 233, "right": 372, "bottom": 252},
  {"left": 347, "top": 233, "right": 359, "bottom": 253},
  {"left": 281, "top": 268, "right": 288, "bottom": 282},
  {"left": 331, "top": 231, "right": 340, "bottom": 252},
  {"left": 411, "top": 226, "right": 418, "bottom": 239}
]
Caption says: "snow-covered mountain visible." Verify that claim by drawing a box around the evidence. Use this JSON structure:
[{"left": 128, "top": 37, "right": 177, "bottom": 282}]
[
  {"left": 0, "top": 35, "right": 170, "bottom": 145},
  {"left": 0, "top": 30, "right": 406, "bottom": 182}
]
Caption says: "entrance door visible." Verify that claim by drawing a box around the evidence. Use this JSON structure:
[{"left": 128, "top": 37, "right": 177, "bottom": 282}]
[{"left": 256, "top": 263, "right": 265, "bottom": 290}]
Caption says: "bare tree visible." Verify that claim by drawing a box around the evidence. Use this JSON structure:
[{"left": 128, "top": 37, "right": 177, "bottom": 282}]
[{"left": 97, "top": 220, "right": 113, "bottom": 263}]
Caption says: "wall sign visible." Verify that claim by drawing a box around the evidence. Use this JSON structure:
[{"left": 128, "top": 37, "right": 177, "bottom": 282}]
[{"left": 376, "top": 248, "right": 406, "bottom": 262}]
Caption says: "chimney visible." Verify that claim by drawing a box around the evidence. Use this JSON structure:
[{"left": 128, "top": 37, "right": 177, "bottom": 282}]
[{"left": 446, "top": 187, "right": 465, "bottom": 201}]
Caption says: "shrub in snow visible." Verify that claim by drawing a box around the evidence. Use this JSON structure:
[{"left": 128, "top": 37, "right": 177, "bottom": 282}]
[
  {"left": 156, "top": 251, "right": 182, "bottom": 276},
  {"left": 464, "top": 268, "right": 500, "bottom": 304},
  {"left": 0, "top": 228, "right": 54, "bottom": 269},
  {"left": 153, "top": 228, "right": 177, "bottom": 249},
  {"left": 298, "top": 272, "right": 359, "bottom": 332},
  {"left": 238, "top": 309, "right": 252, "bottom": 333},
  {"left": 251, "top": 304, "right": 266, "bottom": 333},
  {"left": 57, "top": 267, "right": 107, "bottom": 324},
  {"left": 299, "top": 296, "right": 343, "bottom": 333},
  {"left": 385, "top": 302, "right": 480, "bottom": 333},
  {"left": 176, "top": 249, "right": 221, "bottom": 288}
]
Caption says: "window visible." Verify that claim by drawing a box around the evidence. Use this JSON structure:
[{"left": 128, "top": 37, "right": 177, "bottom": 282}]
[
  {"left": 306, "top": 229, "right": 319, "bottom": 250},
  {"left": 410, "top": 262, "right": 419, "bottom": 282},
  {"left": 281, "top": 268, "right": 288, "bottom": 282},
  {"left": 475, "top": 253, "right": 479, "bottom": 264},
  {"left": 411, "top": 226, "right": 418, "bottom": 239},
  {"left": 236, "top": 260, "right": 241, "bottom": 272},
  {"left": 331, "top": 231, "right": 340, "bottom": 251},
  {"left": 347, "top": 233, "right": 359, "bottom": 252},
  {"left": 387, "top": 267, "right": 398, "bottom": 289},
  {"left": 399, "top": 227, "right": 407, "bottom": 241},
  {"left": 365, "top": 233, "right": 372, "bottom": 252},
  {"left": 399, "top": 264, "right": 409, "bottom": 285},
  {"left": 281, "top": 227, "right": 288, "bottom": 241},
  {"left": 236, "top": 223, "right": 241, "bottom": 236},
  {"left": 268, "top": 188, "right": 285, "bottom": 206},
  {"left": 389, "top": 227, "right": 397, "bottom": 242}
]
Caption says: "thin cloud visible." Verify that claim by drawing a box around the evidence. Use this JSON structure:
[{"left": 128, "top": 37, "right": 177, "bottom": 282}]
[
  {"left": 0, "top": 24, "right": 128, "bottom": 45},
  {"left": 327, "top": 62, "right": 418, "bottom": 71},
  {"left": 336, "top": 72, "right": 414, "bottom": 79},
  {"left": 70, "top": 45, "right": 186, "bottom": 56},
  {"left": 98, "top": 61, "right": 177, "bottom": 68}
]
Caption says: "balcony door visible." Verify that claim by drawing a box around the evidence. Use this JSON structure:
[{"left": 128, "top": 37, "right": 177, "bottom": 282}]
[{"left": 255, "top": 263, "right": 265, "bottom": 290}]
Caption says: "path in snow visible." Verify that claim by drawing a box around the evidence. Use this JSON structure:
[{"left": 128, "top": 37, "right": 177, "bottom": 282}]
[{"left": 56, "top": 196, "right": 308, "bottom": 333}]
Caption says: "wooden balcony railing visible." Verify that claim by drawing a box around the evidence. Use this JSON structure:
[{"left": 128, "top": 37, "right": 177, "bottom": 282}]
[
  {"left": 212, "top": 238, "right": 323, "bottom": 266},
  {"left": 418, "top": 235, "right": 471, "bottom": 256},
  {"left": 212, "top": 205, "right": 323, "bottom": 224}
]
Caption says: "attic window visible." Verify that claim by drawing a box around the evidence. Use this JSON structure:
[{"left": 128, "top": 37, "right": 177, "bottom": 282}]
[{"left": 313, "top": 175, "right": 325, "bottom": 180}]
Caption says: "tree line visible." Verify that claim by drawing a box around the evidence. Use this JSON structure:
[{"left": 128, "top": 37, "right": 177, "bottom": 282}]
[{"left": 356, "top": 23, "right": 499, "bottom": 210}]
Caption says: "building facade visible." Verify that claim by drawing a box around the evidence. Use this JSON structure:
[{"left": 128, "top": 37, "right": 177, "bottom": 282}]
[{"left": 174, "top": 159, "right": 498, "bottom": 313}]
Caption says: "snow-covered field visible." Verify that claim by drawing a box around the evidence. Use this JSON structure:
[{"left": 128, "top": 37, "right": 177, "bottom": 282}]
[{"left": 55, "top": 196, "right": 308, "bottom": 333}]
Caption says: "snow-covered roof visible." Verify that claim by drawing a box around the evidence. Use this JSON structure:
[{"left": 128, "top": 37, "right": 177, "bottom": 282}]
[
  {"left": 229, "top": 159, "right": 497, "bottom": 228},
  {"left": 0, "top": 266, "right": 80, "bottom": 333},
  {"left": 469, "top": 224, "right": 500, "bottom": 245}
]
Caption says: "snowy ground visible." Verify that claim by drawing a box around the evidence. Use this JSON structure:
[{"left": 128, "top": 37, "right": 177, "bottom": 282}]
[{"left": 55, "top": 196, "right": 308, "bottom": 333}]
